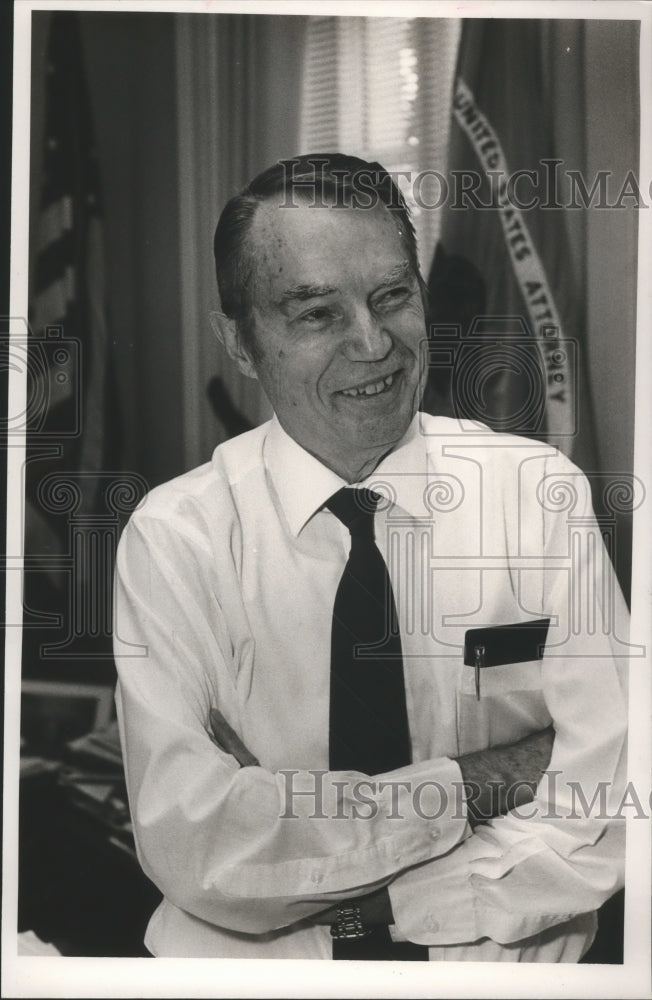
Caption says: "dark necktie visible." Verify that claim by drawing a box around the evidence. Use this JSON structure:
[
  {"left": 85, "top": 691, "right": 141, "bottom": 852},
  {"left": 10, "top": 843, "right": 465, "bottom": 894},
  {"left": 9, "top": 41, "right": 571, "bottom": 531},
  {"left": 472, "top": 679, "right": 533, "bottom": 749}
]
[{"left": 326, "top": 487, "right": 428, "bottom": 961}]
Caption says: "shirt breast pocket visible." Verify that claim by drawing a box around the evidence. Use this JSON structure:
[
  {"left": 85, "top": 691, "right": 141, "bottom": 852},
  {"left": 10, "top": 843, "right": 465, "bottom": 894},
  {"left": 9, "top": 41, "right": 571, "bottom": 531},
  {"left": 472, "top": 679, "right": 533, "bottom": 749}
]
[
  {"left": 456, "top": 620, "right": 552, "bottom": 753},
  {"left": 459, "top": 657, "right": 545, "bottom": 697}
]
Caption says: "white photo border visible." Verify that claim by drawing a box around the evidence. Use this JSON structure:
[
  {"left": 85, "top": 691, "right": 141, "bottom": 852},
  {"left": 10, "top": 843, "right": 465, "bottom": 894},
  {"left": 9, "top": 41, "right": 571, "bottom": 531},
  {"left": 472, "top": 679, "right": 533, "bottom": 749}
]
[{"left": 3, "top": 1, "right": 651, "bottom": 997}]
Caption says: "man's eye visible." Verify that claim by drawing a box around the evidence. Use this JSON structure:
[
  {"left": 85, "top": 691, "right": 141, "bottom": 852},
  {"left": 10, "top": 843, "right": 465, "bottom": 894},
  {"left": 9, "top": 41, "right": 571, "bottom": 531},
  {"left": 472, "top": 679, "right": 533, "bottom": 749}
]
[
  {"left": 299, "top": 307, "right": 334, "bottom": 324},
  {"left": 377, "top": 286, "right": 412, "bottom": 309}
]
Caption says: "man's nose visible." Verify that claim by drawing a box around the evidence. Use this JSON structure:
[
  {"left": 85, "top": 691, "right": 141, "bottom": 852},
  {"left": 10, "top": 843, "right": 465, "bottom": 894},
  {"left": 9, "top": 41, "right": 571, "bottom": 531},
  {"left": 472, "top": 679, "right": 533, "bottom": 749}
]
[{"left": 343, "top": 308, "right": 393, "bottom": 361}]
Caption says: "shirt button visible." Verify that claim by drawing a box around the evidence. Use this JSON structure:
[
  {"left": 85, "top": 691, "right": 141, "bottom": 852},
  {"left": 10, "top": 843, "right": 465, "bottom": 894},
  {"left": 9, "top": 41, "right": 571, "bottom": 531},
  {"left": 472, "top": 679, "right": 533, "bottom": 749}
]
[{"left": 311, "top": 871, "right": 323, "bottom": 885}]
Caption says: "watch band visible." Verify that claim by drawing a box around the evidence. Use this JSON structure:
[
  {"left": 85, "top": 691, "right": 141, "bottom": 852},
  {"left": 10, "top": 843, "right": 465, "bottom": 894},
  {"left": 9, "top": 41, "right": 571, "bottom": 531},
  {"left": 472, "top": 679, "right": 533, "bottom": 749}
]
[{"left": 330, "top": 904, "right": 372, "bottom": 941}]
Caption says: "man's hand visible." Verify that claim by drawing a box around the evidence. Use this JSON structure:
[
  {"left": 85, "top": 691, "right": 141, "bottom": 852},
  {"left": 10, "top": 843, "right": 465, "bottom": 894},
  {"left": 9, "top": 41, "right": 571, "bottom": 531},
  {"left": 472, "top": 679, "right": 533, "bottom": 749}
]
[
  {"left": 311, "top": 886, "right": 393, "bottom": 927},
  {"left": 455, "top": 725, "right": 555, "bottom": 826},
  {"left": 209, "top": 708, "right": 260, "bottom": 767},
  {"left": 312, "top": 726, "right": 555, "bottom": 929}
]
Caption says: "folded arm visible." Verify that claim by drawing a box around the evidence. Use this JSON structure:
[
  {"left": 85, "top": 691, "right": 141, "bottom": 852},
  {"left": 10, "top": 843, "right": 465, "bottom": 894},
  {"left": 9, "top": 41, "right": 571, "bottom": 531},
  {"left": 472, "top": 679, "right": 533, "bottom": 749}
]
[
  {"left": 115, "top": 457, "right": 629, "bottom": 947},
  {"left": 114, "top": 515, "right": 470, "bottom": 936},
  {"left": 312, "top": 726, "right": 556, "bottom": 927}
]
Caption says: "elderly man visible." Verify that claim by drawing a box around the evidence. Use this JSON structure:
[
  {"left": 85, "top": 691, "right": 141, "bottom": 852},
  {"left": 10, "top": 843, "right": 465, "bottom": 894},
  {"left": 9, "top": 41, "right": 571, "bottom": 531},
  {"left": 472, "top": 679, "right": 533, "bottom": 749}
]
[{"left": 113, "top": 154, "right": 628, "bottom": 961}]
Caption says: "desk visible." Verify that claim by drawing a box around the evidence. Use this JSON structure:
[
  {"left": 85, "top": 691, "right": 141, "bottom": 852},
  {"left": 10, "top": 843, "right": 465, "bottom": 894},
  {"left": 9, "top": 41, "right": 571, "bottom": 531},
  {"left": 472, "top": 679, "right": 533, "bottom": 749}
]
[{"left": 19, "top": 769, "right": 161, "bottom": 957}]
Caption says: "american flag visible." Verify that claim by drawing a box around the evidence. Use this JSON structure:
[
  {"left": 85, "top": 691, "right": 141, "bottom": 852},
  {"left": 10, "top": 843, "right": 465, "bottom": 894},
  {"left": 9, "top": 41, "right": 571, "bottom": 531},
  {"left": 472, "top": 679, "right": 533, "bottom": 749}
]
[
  {"left": 24, "top": 11, "right": 120, "bottom": 671},
  {"left": 30, "top": 10, "right": 116, "bottom": 486},
  {"left": 426, "top": 19, "right": 597, "bottom": 470}
]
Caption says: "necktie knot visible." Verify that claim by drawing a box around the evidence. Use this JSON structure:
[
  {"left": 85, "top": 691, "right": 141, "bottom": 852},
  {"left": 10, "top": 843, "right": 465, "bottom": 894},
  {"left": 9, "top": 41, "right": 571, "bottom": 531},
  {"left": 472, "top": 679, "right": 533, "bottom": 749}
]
[{"left": 326, "top": 487, "right": 380, "bottom": 540}]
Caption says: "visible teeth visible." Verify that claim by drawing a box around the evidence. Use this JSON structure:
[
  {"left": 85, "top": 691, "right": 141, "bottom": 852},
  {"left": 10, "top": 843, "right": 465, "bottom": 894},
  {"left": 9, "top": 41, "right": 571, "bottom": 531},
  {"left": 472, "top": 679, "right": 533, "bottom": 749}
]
[{"left": 342, "top": 373, "right": 395, "bottom": 397}]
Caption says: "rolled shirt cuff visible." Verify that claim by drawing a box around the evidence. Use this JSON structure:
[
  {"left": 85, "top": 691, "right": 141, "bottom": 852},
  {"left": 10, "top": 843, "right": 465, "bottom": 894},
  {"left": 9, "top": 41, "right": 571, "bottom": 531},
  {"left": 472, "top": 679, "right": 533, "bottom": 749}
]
[{"left": 388, "top": 836, "right": 479, "bottom": 946}]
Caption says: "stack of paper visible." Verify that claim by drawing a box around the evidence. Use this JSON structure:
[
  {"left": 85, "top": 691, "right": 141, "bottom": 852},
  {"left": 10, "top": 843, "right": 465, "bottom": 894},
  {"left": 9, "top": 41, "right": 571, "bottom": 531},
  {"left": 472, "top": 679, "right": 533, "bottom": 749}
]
[
  {"left": 17, "top": 931, "right": 61, "bottom": 956},
  {"left": 65, "top": 719, "right": 123, "bottom": 770}
]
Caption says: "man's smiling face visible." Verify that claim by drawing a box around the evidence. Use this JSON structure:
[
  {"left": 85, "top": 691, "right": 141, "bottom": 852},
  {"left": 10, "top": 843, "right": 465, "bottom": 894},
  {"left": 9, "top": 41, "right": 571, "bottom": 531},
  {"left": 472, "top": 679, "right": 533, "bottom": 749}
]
[{"left": 243, "top": 200, "right": 428, "bottom": 481}]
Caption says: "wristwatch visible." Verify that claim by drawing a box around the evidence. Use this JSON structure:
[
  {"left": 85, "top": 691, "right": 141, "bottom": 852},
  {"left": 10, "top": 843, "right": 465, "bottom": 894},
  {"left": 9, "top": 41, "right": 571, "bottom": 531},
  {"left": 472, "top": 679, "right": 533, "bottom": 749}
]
[{"left": 330, "top": 904, "right": 372, "bottom": 940}]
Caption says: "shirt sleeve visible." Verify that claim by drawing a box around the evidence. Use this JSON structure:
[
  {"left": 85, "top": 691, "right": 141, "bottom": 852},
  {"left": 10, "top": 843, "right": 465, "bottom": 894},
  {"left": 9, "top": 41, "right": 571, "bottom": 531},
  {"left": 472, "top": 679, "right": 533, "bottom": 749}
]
[
  {"left": 113, "top": 512, "right": 471, "bottom": 936},
  {"left": 388, "top": 453, "right": 630, "bottom": 947}
]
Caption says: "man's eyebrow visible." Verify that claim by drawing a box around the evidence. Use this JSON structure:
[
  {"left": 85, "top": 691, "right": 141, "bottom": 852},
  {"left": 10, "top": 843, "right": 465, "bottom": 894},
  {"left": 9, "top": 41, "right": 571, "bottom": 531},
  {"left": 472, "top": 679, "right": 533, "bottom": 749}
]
[
  {"left": 278, "top": 284, "right": 338, "bottom": 306},
  {"left": 277, "top": 262, "right": 415, "bottom": 309},
  {"left": 373, "top": 261, "right": 414, "bottom": 290}
]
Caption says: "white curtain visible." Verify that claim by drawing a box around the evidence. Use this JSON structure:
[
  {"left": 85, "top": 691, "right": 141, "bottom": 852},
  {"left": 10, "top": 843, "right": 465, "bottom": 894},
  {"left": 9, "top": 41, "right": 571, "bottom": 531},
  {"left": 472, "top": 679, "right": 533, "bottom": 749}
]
[{"left": 175, "top": 14, "right": 307, "bottom": 468}]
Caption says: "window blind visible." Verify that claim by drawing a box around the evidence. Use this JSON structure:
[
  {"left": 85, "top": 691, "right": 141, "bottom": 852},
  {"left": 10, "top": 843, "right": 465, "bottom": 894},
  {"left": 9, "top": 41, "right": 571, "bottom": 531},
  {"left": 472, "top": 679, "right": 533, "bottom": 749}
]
[{"left": 299, "top": 15, "right": 461, "bottom": 270}]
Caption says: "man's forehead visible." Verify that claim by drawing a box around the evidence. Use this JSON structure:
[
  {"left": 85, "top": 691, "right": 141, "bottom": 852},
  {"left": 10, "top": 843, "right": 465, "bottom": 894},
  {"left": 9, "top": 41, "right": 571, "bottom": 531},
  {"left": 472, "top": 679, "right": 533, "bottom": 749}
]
[{"left": 248, "top": 199, "right": 410, "bottom": 289}]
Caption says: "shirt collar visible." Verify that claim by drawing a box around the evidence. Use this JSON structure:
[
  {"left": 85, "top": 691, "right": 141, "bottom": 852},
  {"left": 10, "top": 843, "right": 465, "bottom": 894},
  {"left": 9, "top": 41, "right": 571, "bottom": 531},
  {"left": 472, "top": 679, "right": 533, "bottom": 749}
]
[{"left": 264, "top": 413, "right": 432, "bottom": 537}]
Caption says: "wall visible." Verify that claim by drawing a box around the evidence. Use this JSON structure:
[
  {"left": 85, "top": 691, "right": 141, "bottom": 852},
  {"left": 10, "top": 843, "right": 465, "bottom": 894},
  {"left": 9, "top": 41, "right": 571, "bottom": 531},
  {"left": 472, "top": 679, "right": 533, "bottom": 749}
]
[
  {"left": 584, "top": 21, "right": 640, "bottom": 596},
  {"left": 585, "top": 22, "right": 639, "bottom": 480}
]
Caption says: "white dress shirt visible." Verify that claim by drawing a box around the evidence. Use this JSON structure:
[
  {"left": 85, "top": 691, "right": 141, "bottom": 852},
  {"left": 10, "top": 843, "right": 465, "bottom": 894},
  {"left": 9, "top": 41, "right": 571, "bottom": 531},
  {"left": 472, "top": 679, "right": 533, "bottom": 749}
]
[{"left": 113, "top": 413, "right": 628, "bottom": 960}]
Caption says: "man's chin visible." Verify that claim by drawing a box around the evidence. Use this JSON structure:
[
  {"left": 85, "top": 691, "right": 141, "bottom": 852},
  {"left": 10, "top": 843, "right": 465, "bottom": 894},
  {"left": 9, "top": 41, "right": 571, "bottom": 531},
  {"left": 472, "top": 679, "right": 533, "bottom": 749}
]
[{"left": 337, "top": 410, "right": 414, "bottom": 456}]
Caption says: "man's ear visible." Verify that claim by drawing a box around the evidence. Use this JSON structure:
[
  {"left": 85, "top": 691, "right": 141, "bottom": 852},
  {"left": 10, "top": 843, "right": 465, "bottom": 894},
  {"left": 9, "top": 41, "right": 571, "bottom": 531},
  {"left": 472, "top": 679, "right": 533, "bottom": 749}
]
[{"left": 209, "top": 311, "right": 258, "bottom": 380}]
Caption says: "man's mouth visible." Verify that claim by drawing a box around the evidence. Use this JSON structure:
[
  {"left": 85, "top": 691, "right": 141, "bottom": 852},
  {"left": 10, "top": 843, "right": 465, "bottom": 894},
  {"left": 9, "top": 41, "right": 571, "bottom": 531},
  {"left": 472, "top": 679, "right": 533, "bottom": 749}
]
[{"left": 340, "top": 372, "right": 398, "bottom": 398}]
